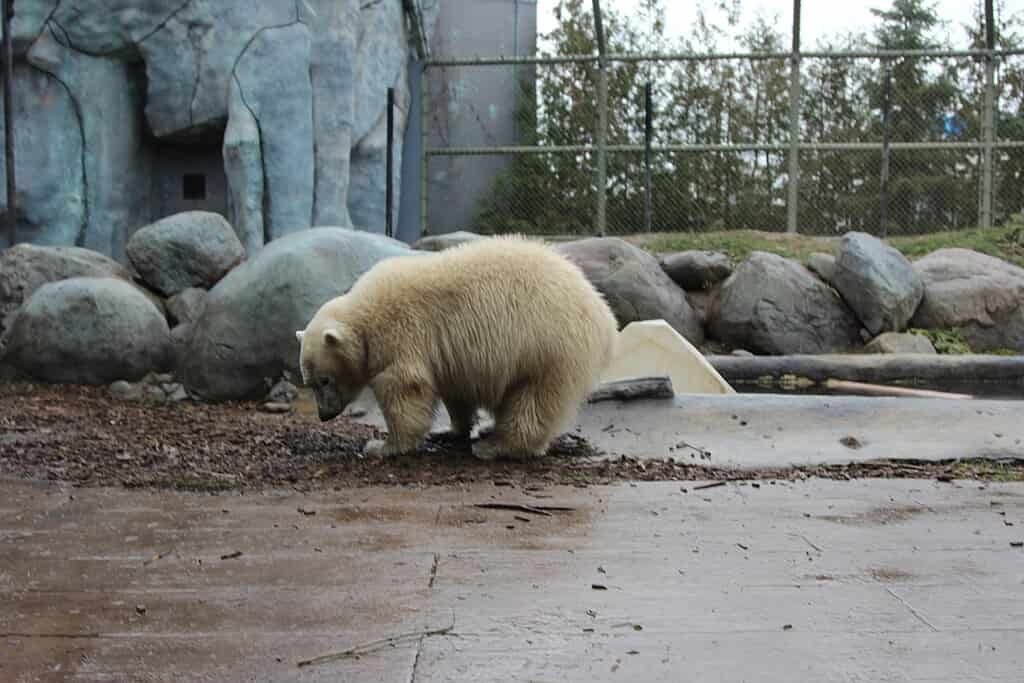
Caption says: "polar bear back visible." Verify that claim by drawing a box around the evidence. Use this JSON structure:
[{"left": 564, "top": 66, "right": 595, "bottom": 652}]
[{"left": 339, "top": 235, "right": 618, "bottom": 410}]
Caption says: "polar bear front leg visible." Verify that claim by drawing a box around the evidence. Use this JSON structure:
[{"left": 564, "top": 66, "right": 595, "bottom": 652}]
[{"left": 365, "top": 371, "right": 437, "bottom": 456}]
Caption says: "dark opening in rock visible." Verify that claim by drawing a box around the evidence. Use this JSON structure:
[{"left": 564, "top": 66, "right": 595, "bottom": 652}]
[{"left": 183, "top": 174, "right": 207, "bottom": 201}]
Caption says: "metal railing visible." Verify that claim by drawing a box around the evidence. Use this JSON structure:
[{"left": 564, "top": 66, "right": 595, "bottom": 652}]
[{"left": 419, "top": 1, "right": 1024, "bottom": 238}]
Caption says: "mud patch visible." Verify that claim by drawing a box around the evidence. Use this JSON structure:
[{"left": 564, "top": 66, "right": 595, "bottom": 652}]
[
  {"left": 435, "top": 501, "right": 590, "bottom": 551},
  {"left": 868, "top": 566, "right": 916, "bottom": 582},
  {"left": 820, "top": 505, "right": 928, "bottom": 526},
  {"left": 328, "top": 506, "right": 412, "bottom": 524}
]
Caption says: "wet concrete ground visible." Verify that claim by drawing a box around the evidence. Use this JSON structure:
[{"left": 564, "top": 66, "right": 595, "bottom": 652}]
[
  {"left": 347, "top": 389, "right": 1024, "bottom": 468},
  {"left": 3, "top": 477, "right": 1023, "bottom": 681}
]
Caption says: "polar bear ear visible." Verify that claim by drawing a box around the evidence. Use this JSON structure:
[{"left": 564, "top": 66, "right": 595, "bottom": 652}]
[
  {"left": 323, "top": 327, "right": 343, "bottom": 347},
  {"left": 295, "top": 330, "right": 305, "bottom": 343}
]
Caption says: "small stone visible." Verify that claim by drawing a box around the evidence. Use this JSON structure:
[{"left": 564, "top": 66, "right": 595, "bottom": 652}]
[
  {"left": 659, "top": 250, "right": 732, "bottom": 290},
  {"left": 167, "top": 385, "right": 190, "bottom": 402},
  {"left": 864, "top": 332, "right": 936, "bottom": 355},
  {"left": 262, "top": 402, "right": 292, "bottom": 414},
  {"left": 266, "top": 379, "right": 298, "bottom": 404},
  {"left": 806, "top": 252, "right": 837, "bottom": 283},
  {"left": 166, "top": 288, "right": 208, "bottom": 327},
  {"left": 145, "top": 385, "right": 167, "bottom": 401},
  {"left": 109, "top": 380, "right": 143, "bottom": 401},
  {"left": 135, "top": 604, "right": 147, "bottom": 615}
]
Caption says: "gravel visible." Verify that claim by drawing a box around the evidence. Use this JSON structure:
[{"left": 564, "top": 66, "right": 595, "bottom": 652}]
[{"left": 2, "top": 382, "right": 1020, "bottom": 491}]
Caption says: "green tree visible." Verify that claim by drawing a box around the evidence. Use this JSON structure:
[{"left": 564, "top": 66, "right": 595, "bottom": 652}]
[
  {"left": 957, "top": 1, "right": 1024, "bottom": 224},
  {"left": 866, "top": 0, "right": 963, "bottom": 233},
  {"left": 474, "top": 0, "right": 1024, "bottom": 237}
]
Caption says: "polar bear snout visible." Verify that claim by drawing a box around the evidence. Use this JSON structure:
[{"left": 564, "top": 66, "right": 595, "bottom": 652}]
[{"left": 312, "top": 382, "right": 347, "bottom": 422}]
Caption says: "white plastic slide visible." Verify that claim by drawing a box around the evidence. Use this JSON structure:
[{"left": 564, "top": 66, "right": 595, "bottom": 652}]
[{"left": 601, "top": 320, "right": 735, "bottom": 395}]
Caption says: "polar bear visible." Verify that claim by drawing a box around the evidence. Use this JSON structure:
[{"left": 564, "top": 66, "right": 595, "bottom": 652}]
[{"left": 295, "top": 235, "right": 618, "bottom": 460}]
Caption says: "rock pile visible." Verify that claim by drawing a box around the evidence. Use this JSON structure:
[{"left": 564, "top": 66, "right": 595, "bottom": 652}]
[
  {"left": 0, "top": 213, "right": 416, "bottom": 400},
  {"left": 2, "top": 217, "right": 1021, "bottom": 401}
]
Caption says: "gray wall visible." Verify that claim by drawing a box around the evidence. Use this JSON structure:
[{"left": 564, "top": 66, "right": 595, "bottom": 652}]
[
  {"left": 400, "top": 0, "right": 537, "bottom": 238},
  {"left": 150, "top": 142, "right": 230, "bottom": 220}
]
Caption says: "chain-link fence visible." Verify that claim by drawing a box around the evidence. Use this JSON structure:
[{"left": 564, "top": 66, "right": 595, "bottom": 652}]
[{"left": 419, "top": 15, "right": 1024, "bottom": 238}]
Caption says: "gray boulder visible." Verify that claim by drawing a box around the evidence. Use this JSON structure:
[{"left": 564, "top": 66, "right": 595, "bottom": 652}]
[
  {"left": 126, "top": 212, "right": 245, "bottom": 296},
  {"left": 0, "top": 243, "right": 147, "bottom": 338},
  {"left": 831, "top": 232, "right": 923, "bottom": 335},
  {"left": 806, "top": 252, "right": 837, "bottom": 283},
  {"left": 708, "top": 252, "right": 862, "bottom": 354},
  {"left": 685, "top": 289, "right": 713, "bottom": 325},
  {"left": 864, "top": 332, "right": 936, "bottom": 354},
  {"left": 169, "top": 323, "right": 194, "bottom": 372},
  {"left": 166, "top": 288, "right": 209, "bottom": 327},
  {"left": 178, "top": 227, "right": 415, "bottom": 401},
  {"left": 413, "top": 231, "right": 485, "bottom": 252},
  {"left": 555, "top": 238, "right": 703, "bottom": 343},
  {"left": 658, "top": 251, "right": 732, "bottom": 290},
  {"left": 1, "top": 277, "right": 172, "bottom": 384},
  {"left": 910, "top": 249, "right": 1024, "bottom": 352}
]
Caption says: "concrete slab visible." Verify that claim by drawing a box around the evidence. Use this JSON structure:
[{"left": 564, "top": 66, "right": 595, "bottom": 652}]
[
  {"left": 344, "top": 389, "right": 1024, "bottom": 469},
  {"left": 2, "top": 478, "right": 1022, "bottom": 681}
]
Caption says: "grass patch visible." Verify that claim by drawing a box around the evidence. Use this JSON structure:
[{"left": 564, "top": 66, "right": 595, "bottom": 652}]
[
  {"left": 633, "top": 223, "right": 1024, "bottom": 268},
  {"left": 907, "top": 328, "right": 972, "bottom": 355},
  {"left": 631, "top": 230, "right": 834, "bottom": 264}
]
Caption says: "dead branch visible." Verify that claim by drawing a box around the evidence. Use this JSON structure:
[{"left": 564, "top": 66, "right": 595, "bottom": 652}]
[{"left": 823, "top": 378, "right": 973, "bottom": 400}]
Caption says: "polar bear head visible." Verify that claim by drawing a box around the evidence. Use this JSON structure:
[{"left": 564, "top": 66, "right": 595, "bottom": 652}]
[{"left": 296, "top": 313, "right": 368, "bottom": 422}]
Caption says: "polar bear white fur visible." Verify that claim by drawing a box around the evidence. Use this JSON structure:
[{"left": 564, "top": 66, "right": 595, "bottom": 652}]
[{"left": 296, "top": 235, "right": 618, "bottom": 460}]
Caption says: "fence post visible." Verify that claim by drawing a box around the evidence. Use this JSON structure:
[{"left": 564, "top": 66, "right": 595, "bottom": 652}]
[
  {"left": 785, "top": 0, "right": 802, "bottom": 234},
  {"left": 592, "top": 0, "right": 608, "bottom": 237},
  {"left": 419, "top": 63, "right": 429, "bottom": 238},
  {"left": 979, "top": 0, "right": 996, "bottom": 229},
  {"left": 386, "top": 87, "right": 395, "bottom": 238},
  {"left": 879, "top": 62, "right": 893, "bottom": 238},
  {"left": 643, "top": 82, "right": 653, "bottom": 234},
  {"left": 2, "top": 0, "right": 15, "bottom": 248}
]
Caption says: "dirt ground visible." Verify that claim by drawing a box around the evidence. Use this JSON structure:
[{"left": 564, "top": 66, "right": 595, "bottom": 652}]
[{"left": 2, "top": 381, "right": 1022, "bottom": 491}]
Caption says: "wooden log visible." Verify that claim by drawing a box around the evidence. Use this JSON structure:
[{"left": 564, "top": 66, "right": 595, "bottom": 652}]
[
  {"left": 587, "top": 376, "right": 674, "bottom": 403},
  {"left": 823, "top": 378, "right": 973, "bottom": 400},
  {"left": 708, "top": 354, "right": 1024, "bottom": 385}
]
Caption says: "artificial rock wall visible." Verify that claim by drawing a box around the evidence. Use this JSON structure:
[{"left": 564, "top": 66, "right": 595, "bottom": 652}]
[{"left": 0, "top": 0, "right": 437, "bottom": 258}]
